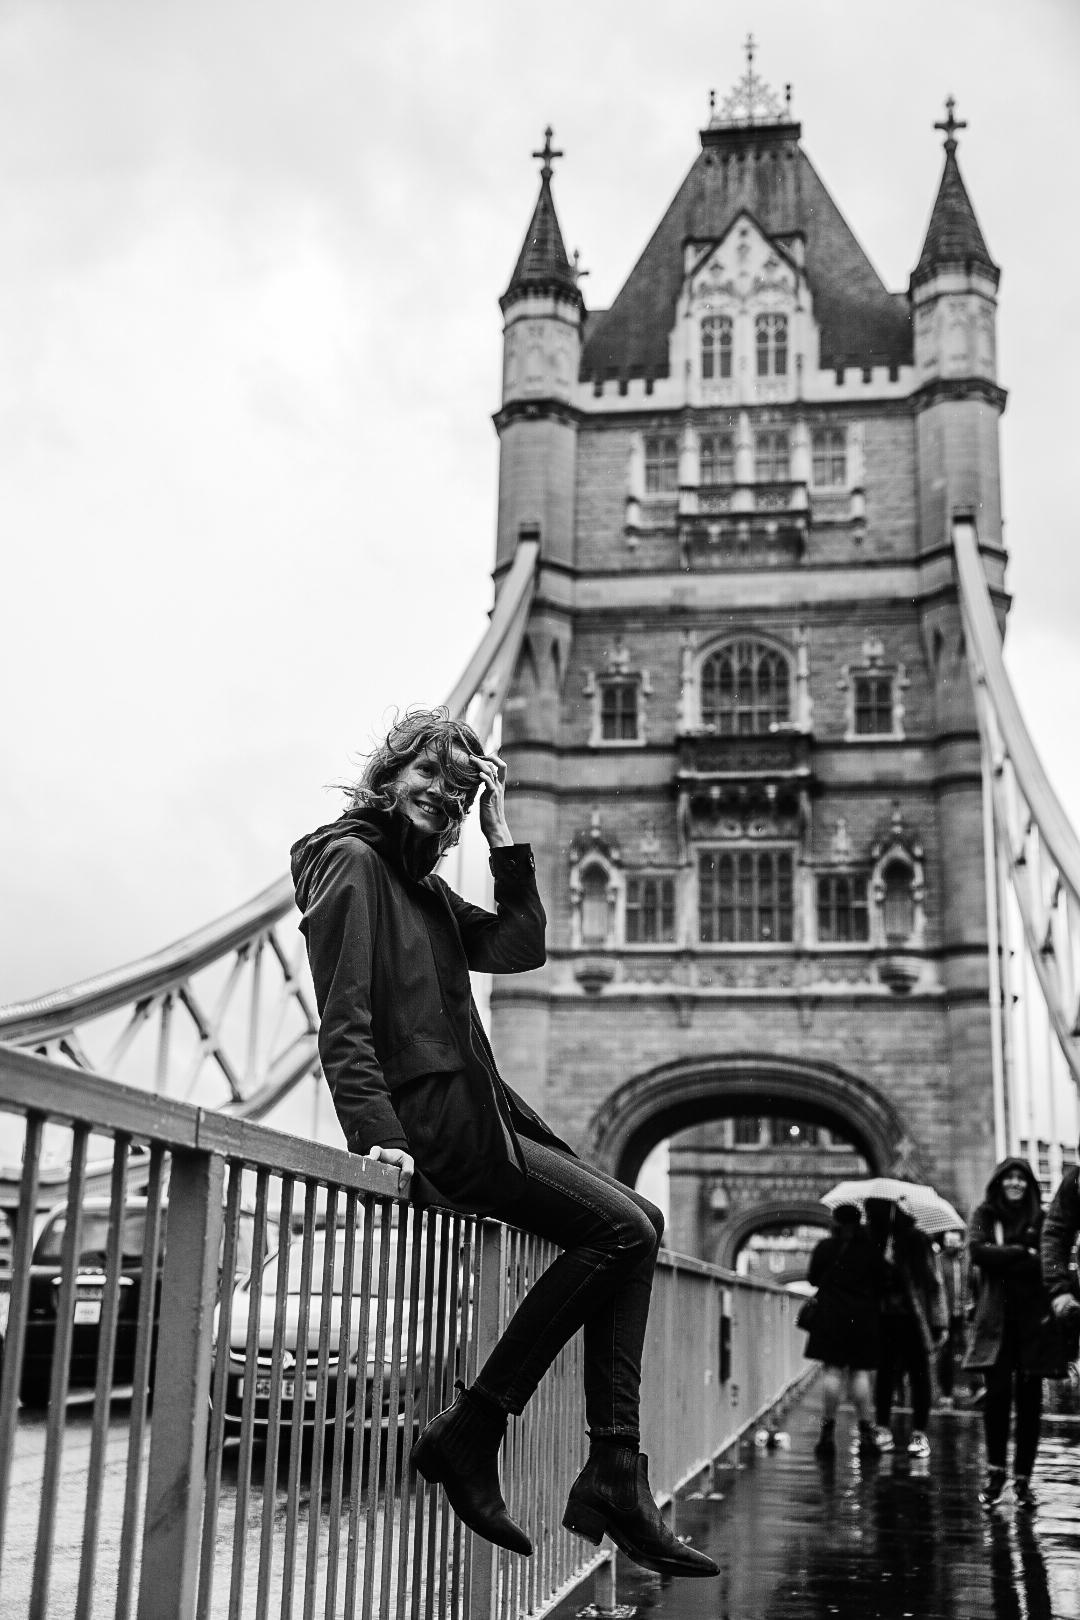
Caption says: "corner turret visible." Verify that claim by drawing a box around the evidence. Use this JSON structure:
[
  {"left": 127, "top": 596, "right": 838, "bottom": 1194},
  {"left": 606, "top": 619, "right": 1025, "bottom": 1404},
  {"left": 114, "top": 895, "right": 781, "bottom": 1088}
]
[
  {"left": 910, "top": 101, "right": 1005, "bottom": 555},
  {"left": 494, "top": 129, "right": 584, "bottom": 576}
]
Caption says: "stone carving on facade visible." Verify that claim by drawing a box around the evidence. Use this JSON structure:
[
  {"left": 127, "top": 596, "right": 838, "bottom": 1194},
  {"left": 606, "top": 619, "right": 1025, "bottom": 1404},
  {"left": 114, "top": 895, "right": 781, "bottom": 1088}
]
[
  {"left": 640, "top": 819, "right": 661, "bottom": 859},
  {"left": 568, "top": 811, "right": 622, "bottom": 950},
  {"left": 869, "top": 808, "right": 927, "bottom": 992},
  {"left": 829, "top": 816, "right": 853, "bottom": 863}
]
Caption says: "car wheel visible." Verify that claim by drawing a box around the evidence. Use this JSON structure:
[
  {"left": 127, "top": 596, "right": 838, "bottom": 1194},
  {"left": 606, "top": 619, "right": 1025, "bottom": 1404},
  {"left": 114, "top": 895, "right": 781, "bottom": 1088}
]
[{"left": 19, "top": 1373, "right": 52, "bottom": 1410}]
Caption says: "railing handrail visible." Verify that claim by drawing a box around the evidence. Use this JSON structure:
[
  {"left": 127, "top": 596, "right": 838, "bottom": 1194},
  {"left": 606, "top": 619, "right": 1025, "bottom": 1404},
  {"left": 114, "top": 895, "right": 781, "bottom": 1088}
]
[
  {"left": 0, "top": 539, "right": 541, "bottom": 1045},
  {"left": 953, "top": 516, "right": 1080, "bottom": 891}
]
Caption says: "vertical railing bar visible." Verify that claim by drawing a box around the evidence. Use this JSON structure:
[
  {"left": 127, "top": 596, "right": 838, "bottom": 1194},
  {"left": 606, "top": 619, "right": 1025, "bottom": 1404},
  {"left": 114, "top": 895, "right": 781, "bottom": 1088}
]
[
  {"left": 198, "top": 1160, "right": 246, "bottom": 1620},
  {"left": 361, "top": 1201, "right": 394, "bottom": 1620},
  {"left": 30, "top": 1122, "right": 90, "bottom": 1620},
  {"left": 454, "top": 1222, "right": 479, "bottom": 1620},
  {"left": 377, "top": 1204, "right": 411, "bottom": 1620},
  {"left": 409, "top": 1210, "right": 441, "bottom": 1620},
  {"left": 76, "top": 1132, "right": 132, "bottom": 1620},
  {"left": 343, "top": 1198, "right": 378, "bottom": 1620},
  {"left": 136, "top": 1149, "right": 226, "bottom": 1620},
  {"left": 115, "top": 1146, "right": 167, "bottom": 1620},
  {"left": 450, "top": 1218, "right": 475, "bottom": 1620},
  {"left": 255, "top": 1174, "right": 296, "bottom": 1620},
  {"left": 0, "top": 1111, "right": 43, "bottom": 1570},
  {"left": 302, "top": 1186, "right": 341, "bottom": 1620},
  {"left": 395, "top": 1213, "right": 426, "bottom": 1620},
  {"left": 227, "top": 1167, "right": 270, "bottom": 1620},
  {"left": 464, "top": 1221, "right": 507, "bottom": 1620},
  {"left": 281, "top": 1181, "right": 320, "bottom": 1620},
  {"left": 324, "top": 1187, "right": 360, "bottom": 1620},
  {"left": 420, "top": 1211, "right": 450, "bottom": 1620}
]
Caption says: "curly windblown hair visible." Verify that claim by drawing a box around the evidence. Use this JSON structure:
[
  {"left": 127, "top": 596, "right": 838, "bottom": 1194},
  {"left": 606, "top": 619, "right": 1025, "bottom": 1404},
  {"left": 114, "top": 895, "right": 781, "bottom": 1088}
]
[{"left": 345, "top": 707, "right": 486, "bottom": 855}]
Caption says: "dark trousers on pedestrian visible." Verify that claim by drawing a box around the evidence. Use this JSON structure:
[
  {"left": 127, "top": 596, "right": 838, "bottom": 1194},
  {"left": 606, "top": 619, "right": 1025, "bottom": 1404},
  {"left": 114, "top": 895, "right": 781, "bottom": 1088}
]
[
  {"left": 474, "top": 1137, "right": 664, "bottom": 1442},
  {"left": 982, "top": 1363, "right": 1042, "bottom": 1477},
  {"left": 875, "top": 1311, "right": 932, "bottom": 1431}
]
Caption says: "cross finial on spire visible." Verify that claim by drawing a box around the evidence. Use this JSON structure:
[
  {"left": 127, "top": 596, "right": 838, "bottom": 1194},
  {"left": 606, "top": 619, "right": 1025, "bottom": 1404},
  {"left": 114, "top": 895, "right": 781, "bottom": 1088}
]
[
  {"left": 532, "top": 126, "right": 563, "bottom": 182},
  {"left": 711, "top": 36, "right": 787, "bottom": 127},
  {"left": 934, "top": 95, "right": 967, "bottom": 154}
]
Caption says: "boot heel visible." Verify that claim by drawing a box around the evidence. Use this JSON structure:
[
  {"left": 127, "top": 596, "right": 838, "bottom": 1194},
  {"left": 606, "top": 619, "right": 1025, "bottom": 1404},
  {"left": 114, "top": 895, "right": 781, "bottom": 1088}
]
[
  {"left": 562, "top": 1500, "right": 606, "bottom": 1545},
  {"left": 410, "top": 1433, "right": 440, "bottom": 1483}
]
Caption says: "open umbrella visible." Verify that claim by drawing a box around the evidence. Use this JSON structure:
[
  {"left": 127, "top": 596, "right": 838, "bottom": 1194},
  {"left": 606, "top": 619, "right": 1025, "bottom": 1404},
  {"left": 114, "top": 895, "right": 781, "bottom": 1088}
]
[{"left": 821, "top": 1177, "right": 965, "bottom": 1237}]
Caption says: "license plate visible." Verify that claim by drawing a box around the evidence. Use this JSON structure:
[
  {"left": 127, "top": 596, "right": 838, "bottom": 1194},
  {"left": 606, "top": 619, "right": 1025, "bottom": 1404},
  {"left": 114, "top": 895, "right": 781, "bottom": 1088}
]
[
  {"left": 74, "top": 1300, "right": 101, "bottom": 1325},
  {"left": 251, "top": 1375, "right": 318, "bottom": 1402}
]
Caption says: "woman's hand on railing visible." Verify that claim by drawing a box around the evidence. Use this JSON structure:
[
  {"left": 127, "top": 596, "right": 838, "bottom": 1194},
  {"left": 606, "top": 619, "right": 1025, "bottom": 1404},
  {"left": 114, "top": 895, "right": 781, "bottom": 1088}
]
[{"left": 364, "top": 1145, "right": 415, "bottom": 1197}]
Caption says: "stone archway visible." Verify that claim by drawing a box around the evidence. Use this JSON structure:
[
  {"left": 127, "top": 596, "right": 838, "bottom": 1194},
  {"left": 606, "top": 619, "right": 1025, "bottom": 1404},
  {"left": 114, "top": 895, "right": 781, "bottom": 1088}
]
[
  {"left": 717, "top": 1200, "right": 832, "bottom": 1274},
  {"left": 584, "top": 1051, "right": 919, "bottom": 1189}
]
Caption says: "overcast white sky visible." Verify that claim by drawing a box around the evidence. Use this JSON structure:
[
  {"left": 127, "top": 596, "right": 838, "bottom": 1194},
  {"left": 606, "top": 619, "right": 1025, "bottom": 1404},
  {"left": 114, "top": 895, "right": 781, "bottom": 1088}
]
[{"left": 2, "top": 0, "right": 1079, "bottom": 1008}]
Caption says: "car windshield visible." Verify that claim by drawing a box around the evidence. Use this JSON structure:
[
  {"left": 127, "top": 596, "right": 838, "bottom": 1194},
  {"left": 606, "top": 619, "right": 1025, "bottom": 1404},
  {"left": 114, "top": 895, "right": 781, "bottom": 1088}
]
[{"left": 34, "top": 1210, "right": 151, "bottom": 1265}]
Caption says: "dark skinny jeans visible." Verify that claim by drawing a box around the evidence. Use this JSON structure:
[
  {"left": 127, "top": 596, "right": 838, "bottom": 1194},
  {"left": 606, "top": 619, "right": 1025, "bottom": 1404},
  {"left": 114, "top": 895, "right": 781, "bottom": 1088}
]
[
  {"left": 473, "top": 1137, "right": 664, "bottom": 1443},
  {"left": 983, "top": 1364, "right": 1042, "bottom": 1477}
]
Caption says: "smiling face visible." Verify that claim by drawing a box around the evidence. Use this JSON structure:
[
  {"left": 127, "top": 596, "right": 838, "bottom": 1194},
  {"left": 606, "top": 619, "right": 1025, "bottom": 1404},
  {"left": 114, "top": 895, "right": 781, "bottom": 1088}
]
[
  {"left": 1000, "top": 1169, "right": 1028, "bottom": 1204},
  {"left": 388, "top": 743, "right": 477, "bottom": 837}
]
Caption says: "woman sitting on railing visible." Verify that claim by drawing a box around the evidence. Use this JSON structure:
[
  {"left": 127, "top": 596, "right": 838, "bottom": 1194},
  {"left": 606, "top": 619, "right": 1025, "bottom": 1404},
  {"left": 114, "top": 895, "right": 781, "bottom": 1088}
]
[{"left": 290, "top": 707, "right": 717, "bottom": 1579}]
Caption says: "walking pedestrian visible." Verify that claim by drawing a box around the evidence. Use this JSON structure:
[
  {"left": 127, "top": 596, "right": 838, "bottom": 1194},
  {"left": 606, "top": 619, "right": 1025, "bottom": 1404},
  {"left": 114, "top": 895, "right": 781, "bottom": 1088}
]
[
  {"left": 803, "top": 1203, "right": 888, "bottom": 1457},
  {"left": 966, "top": 1158, "right": 1068, "bottom": 1510},
  {"left": 865, "top": 1198, "right": 948, "bottom": 1458},
  {"left": 1039, "top": 1153, "right": 1080, "bottom": 1346},
  {"left": 290, "top": 707, "right": 717, "bottom": 1577}
]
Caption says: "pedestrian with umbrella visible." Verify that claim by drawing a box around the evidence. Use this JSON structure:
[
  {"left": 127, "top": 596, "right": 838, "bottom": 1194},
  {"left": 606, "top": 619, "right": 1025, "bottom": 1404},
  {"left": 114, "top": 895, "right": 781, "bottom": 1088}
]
[
  {"left": 864, "top": 1197, "right": 948, "bottom": 1457},
  {"left": 804, "top": 1202, "right": 890, "bottom": 1458},
  {"left": 964, "top": 1157, "right": 1066, "bottom": 1511},
  {"left": 823, "top": 1179, "right": 958, "bottom": 1458}
]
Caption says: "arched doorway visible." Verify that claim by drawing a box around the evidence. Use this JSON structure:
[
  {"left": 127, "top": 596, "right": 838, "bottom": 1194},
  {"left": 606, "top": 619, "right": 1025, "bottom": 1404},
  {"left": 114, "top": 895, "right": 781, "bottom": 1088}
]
[{"left": 585, "top": 1053, "right": 920, "bottom": 1264}]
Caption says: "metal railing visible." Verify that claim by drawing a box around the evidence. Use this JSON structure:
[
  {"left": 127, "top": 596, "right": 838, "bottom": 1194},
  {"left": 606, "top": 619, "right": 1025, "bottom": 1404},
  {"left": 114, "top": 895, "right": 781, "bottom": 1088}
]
[{"left": 0, "top": 1046, "right": 807, "bottom": 1620}]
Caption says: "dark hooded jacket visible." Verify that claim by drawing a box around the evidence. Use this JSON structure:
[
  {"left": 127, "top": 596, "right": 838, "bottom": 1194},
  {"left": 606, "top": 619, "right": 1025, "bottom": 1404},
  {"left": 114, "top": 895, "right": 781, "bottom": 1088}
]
[
  {"left": 290, "top": 806, "right": 568, "bottom": 1211},
  {"left": 964, "top": 1156, "right": 1062, "bottom": 1375},
  {"left": 1041, "top": 1164, "right": 1080, "bottom": 1302}
]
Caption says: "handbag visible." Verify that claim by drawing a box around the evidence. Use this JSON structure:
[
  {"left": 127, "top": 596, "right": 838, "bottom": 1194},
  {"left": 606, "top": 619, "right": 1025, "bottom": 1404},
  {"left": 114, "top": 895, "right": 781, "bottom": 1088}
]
[{"left": 795, "top": 1296, "right": 818, "bottom": 1332}]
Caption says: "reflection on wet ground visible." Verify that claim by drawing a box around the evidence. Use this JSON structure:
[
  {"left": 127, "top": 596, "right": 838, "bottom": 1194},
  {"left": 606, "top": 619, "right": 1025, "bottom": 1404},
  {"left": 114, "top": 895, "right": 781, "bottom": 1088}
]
[{"left": 563, "top": 1391, "right": 1080, "bottom": 1619}]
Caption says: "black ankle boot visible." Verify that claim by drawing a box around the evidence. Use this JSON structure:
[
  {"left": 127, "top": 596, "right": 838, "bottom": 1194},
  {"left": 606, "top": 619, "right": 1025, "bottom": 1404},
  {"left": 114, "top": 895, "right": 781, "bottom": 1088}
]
[
  {"left": 562, "top": 1445, "right": 718, "bottom": 1578},
  {"left": 411, "top": 1381, "right": 532, "bottom": 1555},
  {"left": 978, "top": 1466, "right": 1007, "bottom": 1510}
]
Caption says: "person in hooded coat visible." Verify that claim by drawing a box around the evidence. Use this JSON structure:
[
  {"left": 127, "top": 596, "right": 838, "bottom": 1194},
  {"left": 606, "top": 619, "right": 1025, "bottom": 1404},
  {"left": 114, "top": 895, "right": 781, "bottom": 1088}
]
[
  {"left": 804, "top": 1203, "right": 889, "bottom": 1457},
  {"left": 964, "top": 1157, "right": 1064, "bottom": 1511},
  {"left": 865, "top": 1198, "right": 947, "bottom": 1459},
  {"left": 290, "top": 707, "right": 717, "bottom": 1580}
]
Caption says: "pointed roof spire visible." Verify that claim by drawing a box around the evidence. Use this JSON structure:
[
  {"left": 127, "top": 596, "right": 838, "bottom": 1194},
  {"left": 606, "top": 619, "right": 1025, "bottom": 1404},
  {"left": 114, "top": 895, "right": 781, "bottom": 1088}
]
[
  {"left": 502, "top": 127, "right": 583, "bottom": 310},
  {"left": 912, "top": 98, "right": 998, "bottom": 288}
]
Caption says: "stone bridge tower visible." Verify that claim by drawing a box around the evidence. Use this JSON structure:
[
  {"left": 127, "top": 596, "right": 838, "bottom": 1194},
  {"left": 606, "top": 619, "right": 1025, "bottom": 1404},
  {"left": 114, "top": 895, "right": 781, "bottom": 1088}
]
[{"left": 488, "top": 56, "right": 1006, "bottom": 1262}]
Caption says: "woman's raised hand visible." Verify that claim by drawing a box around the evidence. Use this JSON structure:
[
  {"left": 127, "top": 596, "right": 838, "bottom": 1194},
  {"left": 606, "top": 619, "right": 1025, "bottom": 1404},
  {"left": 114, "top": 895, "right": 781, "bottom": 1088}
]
[{"left": 475, "top": 754, "right": 513, "bottom": 848}]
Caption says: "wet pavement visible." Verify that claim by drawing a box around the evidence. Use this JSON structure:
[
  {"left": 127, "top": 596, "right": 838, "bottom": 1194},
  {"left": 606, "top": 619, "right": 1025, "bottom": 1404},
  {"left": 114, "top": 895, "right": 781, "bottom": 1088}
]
[{"left": 563, "top": 1392, "right": 1080, "bottom": 1620}]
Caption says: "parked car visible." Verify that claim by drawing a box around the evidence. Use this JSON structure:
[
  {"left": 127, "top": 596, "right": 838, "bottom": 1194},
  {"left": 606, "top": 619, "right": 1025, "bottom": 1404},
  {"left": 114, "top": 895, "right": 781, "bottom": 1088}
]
[
  {"left": 216, "top": 1223, "right": 433, "bottom": 1442},
  {"left": 20, "top": 1194, "right": 271, "bottom": 1409}
]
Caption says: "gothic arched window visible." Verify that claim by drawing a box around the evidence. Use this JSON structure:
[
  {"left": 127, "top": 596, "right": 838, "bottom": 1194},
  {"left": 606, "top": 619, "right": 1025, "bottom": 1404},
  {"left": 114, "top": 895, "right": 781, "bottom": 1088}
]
[
  {"left": 755, "top": 313, "right": 788, "bottom": 377},
  {"left": 580, "top": 867, "right": 610, "bottom": 947},
  {"left": 700, "top": 639, "right": 792, "bottom": 735},
  {"left": 701, "top": 315, "right": 733, "bottom": 380},
  {"left": 881, "top": 860, "right": 915, "bottom": 945}
]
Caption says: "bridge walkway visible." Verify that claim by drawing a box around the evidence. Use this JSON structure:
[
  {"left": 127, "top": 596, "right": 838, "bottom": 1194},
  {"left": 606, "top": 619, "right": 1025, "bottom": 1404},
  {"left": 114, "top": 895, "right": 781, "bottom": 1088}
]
[{"left": 561, "top": 1384, "right": 1080, "bottom": 1620}]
